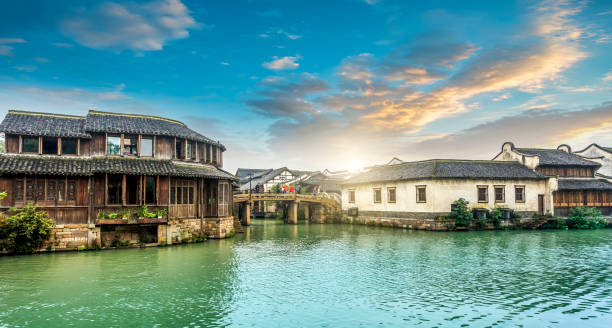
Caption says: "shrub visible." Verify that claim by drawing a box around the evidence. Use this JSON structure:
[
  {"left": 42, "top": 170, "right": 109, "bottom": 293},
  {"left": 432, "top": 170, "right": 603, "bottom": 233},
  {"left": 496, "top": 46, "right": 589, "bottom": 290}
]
[
  {"left": 3, "top": 204, "right": 54, "bottom": 253},
  {"left": 566, "top": 207, "right": 606, "bottom": 229},
  {"left": 452, "top": 198, "right": 473, "bottom": 227},
  {"left": 489, "top": 207, "right": 503, "bottom": 228}
]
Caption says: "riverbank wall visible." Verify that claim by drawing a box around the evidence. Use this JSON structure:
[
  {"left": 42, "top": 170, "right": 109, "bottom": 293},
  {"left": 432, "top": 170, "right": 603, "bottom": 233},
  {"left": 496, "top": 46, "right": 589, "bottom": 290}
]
[{"left": 1, "top": 216, "right": 236, "bottom": 255}]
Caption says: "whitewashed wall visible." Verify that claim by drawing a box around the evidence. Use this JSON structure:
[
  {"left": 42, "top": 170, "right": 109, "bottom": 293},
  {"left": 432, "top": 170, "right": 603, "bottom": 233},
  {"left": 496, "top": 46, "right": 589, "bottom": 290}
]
[
  {"left": 493, "top": 143, "right": 540, "bottom": 169},
  {"left": 574, "top": 145, "right": 612, "bottom": 179},
  {"left": 342, "top": 178, "right": 551, "bottom": 214}
]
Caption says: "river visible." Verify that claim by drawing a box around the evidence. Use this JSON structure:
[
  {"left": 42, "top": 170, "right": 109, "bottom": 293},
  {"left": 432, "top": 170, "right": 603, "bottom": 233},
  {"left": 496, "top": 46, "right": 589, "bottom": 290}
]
[{"left": 1, "top": 220, "right": 610, "bottom": 327}]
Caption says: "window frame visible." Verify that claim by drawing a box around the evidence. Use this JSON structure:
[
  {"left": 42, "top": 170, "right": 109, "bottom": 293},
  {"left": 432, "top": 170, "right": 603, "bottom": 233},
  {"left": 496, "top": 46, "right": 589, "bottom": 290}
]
[
  {"left": 477, "top": 185, "right": 489, "bottom": 203},
  {"left": 387, "top": 187, "right": 396, "bottom": 203},
  {"left": 348, "top": 189, "right": 355, "bottom": 203},
  {"left": 60, "top": 138, "right": 78, "bottom": 155},
  {"left": 514, "top": 185, "right": 525, "bottom": 203},
  {"left": 21, "top": 136, "right": 39, "bottom": 154},
  {"left": 41, "top": 137, "right": 59, "bottom": 155},
  {"left": 416, "top": 185, "right": 427, "bottom": 203},
  {"left": 107, "top": 135, "right": 122, "bottom": 156},
  {"left": 373, "top": 188, "right": 382, "bottom": 203},
  {"left": 140, "top": 136, "right": 154, "bottom": 157},
  {"left": 494, "top": 185, "right": 505, "bottom": 203},
  {"left": 122, "top": 135, "right": 138, "bottom": 157}
]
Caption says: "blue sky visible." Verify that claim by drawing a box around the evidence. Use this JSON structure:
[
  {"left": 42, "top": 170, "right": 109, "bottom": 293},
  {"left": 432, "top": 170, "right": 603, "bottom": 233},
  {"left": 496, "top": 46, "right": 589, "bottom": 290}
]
[{"left": 0, "top": 0, "right": 611, "bottom": 172}]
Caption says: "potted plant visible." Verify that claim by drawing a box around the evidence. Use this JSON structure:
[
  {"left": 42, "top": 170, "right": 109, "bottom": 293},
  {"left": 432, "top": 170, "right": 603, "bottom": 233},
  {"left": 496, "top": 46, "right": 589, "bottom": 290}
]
[
  {"left": 108, "top": 213, "right": 118, "bottom": 220},
  {"left": 96, "top": 210, "right": 106, "bottom": 221},
  {"left": 156, "top": 209, "right": 167, "bottom": 219},
  {"left": 120, "top": 208, "right": 131, "bottom": 221},
  {"left": 137, "top": 205, "right": 149, "bottom": 219}
]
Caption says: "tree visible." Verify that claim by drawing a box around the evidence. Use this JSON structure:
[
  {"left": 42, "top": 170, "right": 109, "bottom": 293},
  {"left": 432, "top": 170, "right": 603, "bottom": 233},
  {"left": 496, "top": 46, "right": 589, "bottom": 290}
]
[{"left": 452, "top": 198, "right": 473, "bottom": 227}]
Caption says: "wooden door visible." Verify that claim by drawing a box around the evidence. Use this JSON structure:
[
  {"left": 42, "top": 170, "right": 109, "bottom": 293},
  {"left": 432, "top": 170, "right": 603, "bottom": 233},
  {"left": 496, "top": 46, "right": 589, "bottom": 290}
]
[{"left": 538, "top": 195, "right": 544, "bottom": 215}]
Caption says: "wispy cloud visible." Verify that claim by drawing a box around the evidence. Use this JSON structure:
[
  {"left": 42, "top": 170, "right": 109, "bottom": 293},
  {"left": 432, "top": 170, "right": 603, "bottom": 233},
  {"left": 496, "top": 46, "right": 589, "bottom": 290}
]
[
  {"left": 0, "top": 38, "right": 26, "bottom": 56},
  {"left": 258, "top": 28, "right": 302, "bottom": 40},
  {"left": 61, "top": 0, "right": 198, "bottom": 51},
  {"left": 13, "top": 65, "right": 37, "bottom": 72},
  {"left": 603, "top": 70, "right": 612, "bottom": 81},
  {"left": 262, "top": 55, "right": 301, "bottom": 70},
  {"left": 52, "top": 42, "right": 73, "bottom": 48}
]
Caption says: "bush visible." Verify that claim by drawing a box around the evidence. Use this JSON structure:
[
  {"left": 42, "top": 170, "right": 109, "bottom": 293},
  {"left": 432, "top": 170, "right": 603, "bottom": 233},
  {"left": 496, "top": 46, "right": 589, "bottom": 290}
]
[
  {"left": 489, "top": 207, "right": 503, "bottom": 228},
  {"left": 3, "top": 204, "right": 54, "bottom": 253},
  {"left": 452, "top": 198, "right": 473, "bottom": 227},
  {"left": 566, "top": 206, "right": 606, "bottom": 229}
]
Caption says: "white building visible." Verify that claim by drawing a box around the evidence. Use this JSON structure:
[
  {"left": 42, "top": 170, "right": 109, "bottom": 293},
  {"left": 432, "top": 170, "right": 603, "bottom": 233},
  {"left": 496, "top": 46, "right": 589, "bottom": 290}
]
[
  {"left": 341, "top": 159, "right": 554, "bottom": 220},
  {"left": 573, "top": 143, "right": 612, "bottom": 180}
]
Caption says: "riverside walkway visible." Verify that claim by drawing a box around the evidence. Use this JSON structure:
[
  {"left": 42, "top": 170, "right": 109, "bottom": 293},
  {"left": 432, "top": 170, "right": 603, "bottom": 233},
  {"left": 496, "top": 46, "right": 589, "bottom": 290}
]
[{"left": 233, "top": 193, "right": 340, "bottom": 225}]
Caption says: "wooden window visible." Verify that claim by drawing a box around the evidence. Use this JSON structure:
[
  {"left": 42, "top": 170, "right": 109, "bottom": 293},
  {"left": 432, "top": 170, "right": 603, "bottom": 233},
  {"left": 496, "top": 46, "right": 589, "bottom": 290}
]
[
  {"left": 145, "top": 176, "right": 157, "bottom": 204},
  {"left": 387, "top": 187, "right": 396, "bottom": 203},
  {"left": 46, "top": 180, "right": 56, "bottom": 201},
  {"left": 373, "top": 188, "right": 382, "bottom": 203},
  {"left": 125, "top": 175, "right": 139, "bottom": 205},
  {"left": 170, "top": 185, "right": 175, "bottom": 204},
  {"left": 212, "top": 145, "right": 218, "bottom": 163},
  {"left": 515, "top": 185, "right": 525, "bottom": 203},
  {"left": 61, "top": 138, "right": 78, "bottom": 155},
  {"left": 36, "top": 180, "right": 45, "bottom": 201},
  {"left": 67, "top": 180, "right": 76, "bottom": 201},
  {"left": 42, "top": 137, "right": 58, "bottom": 155},
  {"left": 348, "top": 189, "right": 355, "bottom": 203},
  {"left": 15, "top": 178, "right": 24, "bottom": 202},
  {"left": 107, "top": 174, "right": 123, "bottom": 204},
  {"left": 26, "top": 179, "right": 35, "bottom": 201},
  {"left": 22, "top": 136, "right": 39, "bottom": 153},
  {"left": 416, "top": 185, "right": 426, "bottom": 203},
  {"left": 494, "top": 185, "right": 505, "bottom": 203},
  {"left": 186, "top": 141, "right": 196, "bottom": 160},
  {"left": 141, "top": 137, "right": 153, "bottom": 157},
  {"left": 58, "top": 180, "right": 65, "bottom": 201},
  {"left": 219, "top": 182, "right": 229, "bottom": 216},
  {"left": 175, "top": 140, "right": 185, "bottom": 159},
  {"left": 123, "top": 136, "right": 138, "bottom": 156},
  {"left": 206, "top": 144, "right": 211, "bottom": 162},
  {"left": 477, "top": 186, "right": 488, "bottom": 203},
  {"left": 107, "top": 136, "right": 121, "bottom": 155}
]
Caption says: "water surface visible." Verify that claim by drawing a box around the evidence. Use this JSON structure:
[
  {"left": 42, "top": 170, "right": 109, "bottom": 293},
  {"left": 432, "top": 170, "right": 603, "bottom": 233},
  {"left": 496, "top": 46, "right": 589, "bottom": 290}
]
[{"left": 1, "top": 221, "right": 611, "bottom": 327}]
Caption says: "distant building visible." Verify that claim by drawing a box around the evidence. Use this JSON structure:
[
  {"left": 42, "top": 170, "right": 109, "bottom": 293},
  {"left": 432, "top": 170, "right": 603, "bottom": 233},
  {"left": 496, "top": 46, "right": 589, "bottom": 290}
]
[
  {"left": 493, "top": 142, "right": 612, "bottom": 216},
  {"left": 572, "top": 143, "right": 612, "bottom": 180}
]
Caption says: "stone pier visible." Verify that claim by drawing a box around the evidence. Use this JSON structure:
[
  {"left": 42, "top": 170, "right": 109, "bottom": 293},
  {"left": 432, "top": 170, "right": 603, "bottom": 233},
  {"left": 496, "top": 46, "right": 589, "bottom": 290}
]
[
  {"left": 311, "top": 205, "right": 326, "bottom": 223},
  {"left": 240, "top": 202, "right": 251, "bottom": 226},
  {"left": 287, "top": 201, "right": 298, "bottom": 224}
]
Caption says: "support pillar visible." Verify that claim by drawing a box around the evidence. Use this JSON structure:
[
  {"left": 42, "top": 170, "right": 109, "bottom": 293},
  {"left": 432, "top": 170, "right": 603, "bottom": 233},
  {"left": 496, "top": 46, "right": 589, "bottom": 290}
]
[
  {"left": 303, "top": 205, "right": 310, "bottom": 222},
  {"left": 288, "top": 201, "right": 298, "bottom": 225},
  {"left": 241, "top": 202, "right": 251, "bottom": 226},
  {"left": 312, "top": 205, "right": 326, "bottom": 223}
]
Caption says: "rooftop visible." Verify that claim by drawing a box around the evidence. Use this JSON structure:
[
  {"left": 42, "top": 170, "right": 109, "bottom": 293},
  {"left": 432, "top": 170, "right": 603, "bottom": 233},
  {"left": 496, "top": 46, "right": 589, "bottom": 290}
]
[
  {"left": 557, "top": 179, "right": 612, "bottom": 191},
  {"left": 344, "top": 159, "right": 547, "bottom": 185},
  {"left": 513, "top": 148, "right": 600, "bottom": 167}
]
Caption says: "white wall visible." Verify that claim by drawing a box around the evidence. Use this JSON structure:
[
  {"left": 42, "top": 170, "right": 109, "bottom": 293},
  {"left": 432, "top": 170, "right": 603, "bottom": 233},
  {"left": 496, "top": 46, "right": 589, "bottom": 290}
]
[
  {"left": 574, "top": 145, "right": 612, "bottom": 178},
  {"left": 342, "top": 178, "right": 551, "bottom": 214},
  {"left": 493, "top": 143, "right": 540, "bottom": 169}
]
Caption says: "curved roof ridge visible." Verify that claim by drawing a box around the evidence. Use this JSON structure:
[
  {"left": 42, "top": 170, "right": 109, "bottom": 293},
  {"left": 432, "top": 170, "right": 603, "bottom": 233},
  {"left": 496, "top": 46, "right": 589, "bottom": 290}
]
[
  {"left": 8, "top": 110, "right": 86, "bottom": 119},
  {"left": 88, "top": 109, "right": 186, "bottom": 126}
]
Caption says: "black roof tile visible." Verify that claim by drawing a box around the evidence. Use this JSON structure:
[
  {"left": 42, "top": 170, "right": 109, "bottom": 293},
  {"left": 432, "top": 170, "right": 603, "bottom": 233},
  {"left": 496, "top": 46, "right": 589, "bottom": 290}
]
[
  {"left": 0, "top": 155, "right": 91, "bottom": 176},
  {"left": 91, "top": 157, "right": 175, "bottom": 175},
  {"left": 557, "top": 179, "right": 612, "bottom": 191},
  {"left": 0, "top": 110, "right": 90, "bottom": 138},
  {"left": 344, "top": 160, "right": 546, "bottom": 185}
]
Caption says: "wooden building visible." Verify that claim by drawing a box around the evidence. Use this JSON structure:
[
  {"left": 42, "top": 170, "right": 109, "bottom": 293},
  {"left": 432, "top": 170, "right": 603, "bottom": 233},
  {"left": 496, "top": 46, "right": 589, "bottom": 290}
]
[
  {"left": 493, "top": 142, "right": 612, "bottom": 216},
  {"left": 0, "top": 110, "right": 238, "bottom": 247}
]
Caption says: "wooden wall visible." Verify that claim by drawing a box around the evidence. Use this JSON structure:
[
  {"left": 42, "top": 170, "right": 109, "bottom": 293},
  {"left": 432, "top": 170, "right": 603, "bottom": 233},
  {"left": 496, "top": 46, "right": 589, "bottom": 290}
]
[
  {"left": 537, "top": 166, "right": 595, "bottom": 177},
  {"left": 80, "top": 139, "right": 91, "bottom": 156},
  {"left": 92, "top": 134, "right": 106, "bottom": 156},
  {"left": 155, "top": 136, "right": 173, "bottom": 159},
  {"left": 5, "top": 134, "right": 19, "bottom": 153}
]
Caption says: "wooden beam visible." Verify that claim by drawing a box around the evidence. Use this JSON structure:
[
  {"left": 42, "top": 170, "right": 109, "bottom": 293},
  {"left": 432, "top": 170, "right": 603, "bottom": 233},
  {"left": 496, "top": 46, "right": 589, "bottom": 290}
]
[
  {"left": 104, "top": 173, "right": 108, "bottom": 206},
  {"left": 57, "top": 138, "right": 61, "bottom": 155}
]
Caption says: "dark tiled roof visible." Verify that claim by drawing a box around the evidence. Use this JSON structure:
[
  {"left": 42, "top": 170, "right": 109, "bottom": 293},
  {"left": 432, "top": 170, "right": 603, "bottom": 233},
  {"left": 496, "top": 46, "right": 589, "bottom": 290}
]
[
  {"left": 92, "top": 157, "right": 175, "bottom": 175},
  {"left": 0, "top": 155, "right": 91, "bottom": 175},
  {"left": 557, "top": 179, "right": 612, "bottom": 191},
  {"left": 85, "top": 110, "right": 225, "bottom": 149},
  {"left": 174, "top": 164, "right": 238, "bottom": 180},
  {"left": 235, "top": 168, "right": 271, "bottom": 178},
  {"left": 515, "top": 148, "right": 600, "bottom": 167},
  {"left": 344, "top": 160, "right": 546, "bottom": 185},
  {"left": 0, "top": 110, "right": 90, "bottom": 138}
]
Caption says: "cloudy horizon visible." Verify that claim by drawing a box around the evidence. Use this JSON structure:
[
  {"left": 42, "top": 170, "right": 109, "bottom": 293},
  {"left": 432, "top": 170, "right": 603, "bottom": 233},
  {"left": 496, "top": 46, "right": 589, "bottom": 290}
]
[{"left": 1, "top": 0, "right": 611, "bottom": 173}]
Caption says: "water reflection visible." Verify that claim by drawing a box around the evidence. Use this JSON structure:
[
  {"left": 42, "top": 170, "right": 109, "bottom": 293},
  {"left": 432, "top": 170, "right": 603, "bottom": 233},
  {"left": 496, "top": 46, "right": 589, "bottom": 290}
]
[{"left": 0, "top": 221, "right": 610, "bottom": 327}]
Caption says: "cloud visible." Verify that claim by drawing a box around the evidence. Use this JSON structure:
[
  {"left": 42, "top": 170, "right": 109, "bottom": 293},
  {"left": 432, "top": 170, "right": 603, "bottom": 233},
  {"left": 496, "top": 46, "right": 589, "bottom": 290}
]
[
  {"left": 258, "top": 28, "right": 302, "bottom": 40},
  {"left": 52, "top": 42, "right": 73, "bottom": 48},
  {"left": 61, "top": 0, "right": 198, "bottom": 51},
  {"left": 262, "top": 56, "right": 301, "bottom": 70},
  {"left": 246, "top": 74, "right": 329, "bottom": 118},
  {"left": 0, "top": 38, "right": 26, "bottom": 56},
  {"left": 13, "top": 65, "right": 37, "bottom": 72},
  {"left": 603, "top": 70, "right": 612, "bottom": 81},
  {"left": 220, "top": 61, "right": 230, "bottom": 66}
]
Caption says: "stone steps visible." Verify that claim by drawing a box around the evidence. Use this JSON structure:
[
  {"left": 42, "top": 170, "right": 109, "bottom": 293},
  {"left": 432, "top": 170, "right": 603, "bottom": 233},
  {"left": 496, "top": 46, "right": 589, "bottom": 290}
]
[{"left": 233, "top": 219, "right": 245, "bottom": 233}]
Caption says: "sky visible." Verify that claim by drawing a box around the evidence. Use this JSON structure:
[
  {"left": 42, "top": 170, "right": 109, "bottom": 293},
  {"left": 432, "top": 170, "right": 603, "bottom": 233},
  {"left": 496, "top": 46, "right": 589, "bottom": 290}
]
[{"left": 0, "top": 0, "right": 611, "bottom": 173}]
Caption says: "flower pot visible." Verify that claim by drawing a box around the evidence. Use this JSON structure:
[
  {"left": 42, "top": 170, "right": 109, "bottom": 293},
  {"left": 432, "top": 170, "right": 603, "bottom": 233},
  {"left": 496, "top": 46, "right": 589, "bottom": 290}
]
[{"left": 157, "top": 216, "right": 162, "bottom": 219}]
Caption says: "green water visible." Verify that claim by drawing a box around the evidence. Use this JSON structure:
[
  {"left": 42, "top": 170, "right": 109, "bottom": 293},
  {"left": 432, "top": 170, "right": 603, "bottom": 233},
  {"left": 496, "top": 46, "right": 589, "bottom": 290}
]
[{"left": 1, "top": 221, "right": 611, "bottom": 327}]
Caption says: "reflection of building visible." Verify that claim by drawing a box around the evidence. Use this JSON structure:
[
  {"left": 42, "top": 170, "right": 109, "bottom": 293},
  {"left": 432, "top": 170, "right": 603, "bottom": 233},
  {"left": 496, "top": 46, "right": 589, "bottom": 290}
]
[
  {"left": 493, "top": 142, "right": 612, "bottom": 216},
  {"left": 0, "top": 110, "right": 238, "bottom": 249}
]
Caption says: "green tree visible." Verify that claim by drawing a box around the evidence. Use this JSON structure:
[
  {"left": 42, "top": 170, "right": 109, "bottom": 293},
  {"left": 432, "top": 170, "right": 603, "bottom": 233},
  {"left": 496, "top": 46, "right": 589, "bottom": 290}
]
[
  {"left": 566, "top": 206, "right": 606, "bottom": 229},
  {"left": 452, "top": 198, "right": 473, "bottom": 227},
  {"left": 4, "top": 204, "right": 54, "bottom": 253}
]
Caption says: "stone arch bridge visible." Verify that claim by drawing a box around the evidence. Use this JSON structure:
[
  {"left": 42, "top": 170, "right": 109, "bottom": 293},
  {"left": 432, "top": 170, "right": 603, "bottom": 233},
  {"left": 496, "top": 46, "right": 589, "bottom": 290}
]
[{"left": 233, "top": 193, "right": 340, "bottom": 225}]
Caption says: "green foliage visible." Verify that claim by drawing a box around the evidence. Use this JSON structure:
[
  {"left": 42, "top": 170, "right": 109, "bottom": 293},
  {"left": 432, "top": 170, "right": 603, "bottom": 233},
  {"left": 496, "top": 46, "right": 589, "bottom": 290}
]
[
  {"left": 566, "top": 207, "right": 606, "bottom": 229},
  {"left": 137, "top": 205, "right": 149, "bottom": 218},
  {"left": 489, "top": 207, "right": 503, "bottom": 228},
  {"left": 156, "top": 209, "right": 167, "bottom": 218},
  {"left": 540, "top": 217, "right": 568, "bottom": 230},
  {"left": 451, "top": 198, "right": 473, "bottom": 227},
  {"left": 2, "top": 204, "right": 54, "bottom": 253},
  {"left": 108, "top": 213, "right": 118, "bottom": 220},
  {"left": 97, "top": 210, "right": 106, "bottom": 221},
  {"left": 0, "top": 191, "right": 7, "bottom": 200},
  {"left": 120, "top": 208, "right": 132, "bottom": 219}
]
